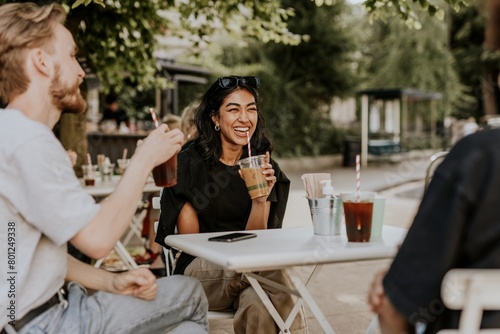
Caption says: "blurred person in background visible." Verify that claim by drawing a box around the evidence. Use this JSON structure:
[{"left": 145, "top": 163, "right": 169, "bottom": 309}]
[
  {"left": 180, "top": 101, "right": 199, "bottom": 145},
  {"left": 100, "top": 92, "right": 130, "bottom": 131}
]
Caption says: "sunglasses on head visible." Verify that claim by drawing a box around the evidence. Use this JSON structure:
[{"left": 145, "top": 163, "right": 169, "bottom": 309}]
[{"left": 218, "top": 76, "right": 260, "bottom": 89}]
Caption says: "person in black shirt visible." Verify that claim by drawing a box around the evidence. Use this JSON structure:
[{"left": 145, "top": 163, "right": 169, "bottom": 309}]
[
  {"left": 100, "top": 92, "right": 129, "bottom": 128},
  {"left": 368, "top": 129, "right": 500, "bottom": 333}
]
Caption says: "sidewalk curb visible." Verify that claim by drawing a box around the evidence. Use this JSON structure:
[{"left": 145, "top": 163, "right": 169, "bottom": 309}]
[
  {"left": 275, "top": 154, "right": 342, "bottom": 172},
  {"left": 374, "top": 177, "right": 424, "bottom": 193}
]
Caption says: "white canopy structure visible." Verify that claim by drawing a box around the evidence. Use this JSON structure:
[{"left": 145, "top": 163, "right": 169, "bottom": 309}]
[{"left": 358, "top": 88, "right": 443, "bottom": 167}]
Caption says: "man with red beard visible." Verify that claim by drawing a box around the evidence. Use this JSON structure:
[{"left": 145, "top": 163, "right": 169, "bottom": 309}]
[{"left": 0, "top": 3, "right": 208, "bottom": 334}]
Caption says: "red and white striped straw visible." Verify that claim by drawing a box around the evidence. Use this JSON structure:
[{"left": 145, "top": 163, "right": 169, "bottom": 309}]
[
  {"left": 246, "top": 131, "right": 252, "bottom": 158},
  {"left": 355, "top": 154, "right": 360, "bottom": 201},
  {"left": 149, "top": 107, "right": 159, "bottom": 128}
]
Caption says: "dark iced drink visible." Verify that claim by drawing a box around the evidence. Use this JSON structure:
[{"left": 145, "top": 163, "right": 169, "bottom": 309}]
[
  {"left": 343, "top": 202, "right": 373, "bottom": 242},
  {"left": 341, "top": 192, "right": 374, "bottom": 242},
  {"left": 152, "top": 155, "right": 177, "bottom": 187}
]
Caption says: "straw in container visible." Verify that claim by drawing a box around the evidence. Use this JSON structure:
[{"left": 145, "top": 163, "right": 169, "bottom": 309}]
[
  {"left": 122, "top": 148, "right": 128, "bottom": 161},
  {"left": 149, "top": 107, "right": 159, "bottom": 128},
  {"left": 86, "top": 153, "right": 92, "bottom": 166}
]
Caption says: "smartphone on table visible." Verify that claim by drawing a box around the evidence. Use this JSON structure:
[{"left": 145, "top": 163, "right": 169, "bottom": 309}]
[{"left": 208, "top": 232, "right": 257, "bottom": 242}]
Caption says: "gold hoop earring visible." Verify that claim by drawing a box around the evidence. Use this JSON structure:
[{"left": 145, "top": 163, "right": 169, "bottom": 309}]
[{"left": 215, "top": 124, "right": 220, "bottom": 131}]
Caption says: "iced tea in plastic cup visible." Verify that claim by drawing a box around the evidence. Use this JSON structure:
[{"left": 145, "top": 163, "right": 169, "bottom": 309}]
[
  {"left": 82, "top": 165, "right": 96, "bottom": 186},
  {"left": 152, "top": 155, "right": 177, "bottom": 187},
  {"left": 237, "top": 155, "right": 269, "bottom": 199},
  {"left": 341, "top": 192, "right": 374, "bottom": 242}
]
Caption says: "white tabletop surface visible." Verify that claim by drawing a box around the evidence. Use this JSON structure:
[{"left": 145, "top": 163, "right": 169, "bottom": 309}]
[
  {"left": 165, "top": 225, "right": 408, "bottom": 272},
  {"left": 83, "top": 175, "right": 161, "bottom": 198}
]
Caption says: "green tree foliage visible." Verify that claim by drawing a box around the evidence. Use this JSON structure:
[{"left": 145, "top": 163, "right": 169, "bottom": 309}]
[
  {"left": 362, "top": 0, "right": 470, "bottom": 29},
  {"left": 362, "top": 0, "right": 500, "bottom": 121},
  {"left": 210, "top": 0, "right": 359, "bottom": 157},
  {"left": 448, "top": 2, "right": 487, "bottom": 120},
  {"left": 362, "top": 9, "right": 473, "bottom": 113},
  {"left": 0, "top": 0, "right": 309, "bottom": 91},
  {"left": 261, "top": 0, "right": 359, "bottom": 156},
  {"left": 68, "top": 1, "right": 165, "bottom": 90},
  {"left": 363, "top": 0, "right": 488, "bottom": 121}
]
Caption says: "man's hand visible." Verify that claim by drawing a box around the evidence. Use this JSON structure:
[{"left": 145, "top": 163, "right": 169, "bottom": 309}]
[
  {"left": 66, "top": 255, "right": 158, "bottom": 301},
  {"left": 368, "top": 269, "right": 386, "bottom": 313},
  {"left": 135, "top": 124, "right": 184, "bottom": 170},
  {"left": 262, "top": 151, "right": 277, "bottom": 192},
  {"left": 368, "top": 269, "right": 411, "bottom": 334},
  {"left": 110, "top": 268, "right": 158, "bottom": 301}
]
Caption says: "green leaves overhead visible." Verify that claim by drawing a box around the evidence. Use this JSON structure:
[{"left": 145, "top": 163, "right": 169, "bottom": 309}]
[
  {"left": 363, "top": 0, "right": 469, "bottom": 29},
  {"left": 0, "top": 0, "right": 313, "bottom": 91},
  {"left": 167, "top": 0, "right": 304, "bottom": 46},
  {"left": 71, "top": 0, "right": 104, "bottom": 9}
]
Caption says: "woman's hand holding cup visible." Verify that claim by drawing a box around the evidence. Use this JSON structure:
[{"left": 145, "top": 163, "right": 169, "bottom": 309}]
[
  {"left": 262, "top": 151, "right": 277, "bottom": 193},
  {"left": 237, "top": 151, "right": 275, "bottom": 202}
]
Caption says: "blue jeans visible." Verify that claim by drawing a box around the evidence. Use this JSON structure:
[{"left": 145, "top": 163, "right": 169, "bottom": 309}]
[{"left": 18, "top": 276, "right": 208, "bottom": 334}]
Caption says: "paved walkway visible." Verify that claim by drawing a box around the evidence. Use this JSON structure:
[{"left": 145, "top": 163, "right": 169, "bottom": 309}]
[{"left": 210, "top": 150, "right": 439, "bottom": 333}]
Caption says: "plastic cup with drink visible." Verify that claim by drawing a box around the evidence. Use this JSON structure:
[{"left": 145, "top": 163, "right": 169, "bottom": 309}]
[
  {"left": 150, "top": 108, "right": 178, "bottom": 187},
  {"left": 82, "top": 153, "right": 96, "bottom": 186},
  {"left": 152, "top": 155, "right": 177, "bottom": 187},
  {"left": 82, "top": 165, "right": 96, "bottom": 186},
  {"left": 340, "top": 154, "right": 374, "bottom": 242},
  {"left": 237, "top": 154, "right": 269, "bottom": 199},
  {"left": 341, "top": 191, "right": 374, "bottom": 242}
]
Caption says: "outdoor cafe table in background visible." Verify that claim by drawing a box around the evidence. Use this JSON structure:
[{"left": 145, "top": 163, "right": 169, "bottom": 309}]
[
  {"left": 83, "top": 175, "right": 161, "bottom": 199},
  {"left": 165, "top": 225, "right": 408, "bottom": 334},
  {"left": 83, "top": 175, "right": 162, "bottom": 269}
]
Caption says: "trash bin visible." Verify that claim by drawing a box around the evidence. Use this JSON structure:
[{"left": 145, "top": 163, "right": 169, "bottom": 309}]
[{"left": 343, "top": 138, "right": 361, "bottom": 167}]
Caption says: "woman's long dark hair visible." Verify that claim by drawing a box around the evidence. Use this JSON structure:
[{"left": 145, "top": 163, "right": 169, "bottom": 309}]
[{"left": 194, "top": 76, "right": 272, "bottom": 165}]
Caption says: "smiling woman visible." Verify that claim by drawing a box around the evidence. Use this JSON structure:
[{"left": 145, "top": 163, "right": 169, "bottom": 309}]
[
  {"left": 155, "top": 76, "right": 309, "bottom": 334},
  {"left": 211, "top": 88, "right": 258, "bottom": 163},
  {"left": 194, "top": 75, "right": 267, "bottom": 164}
]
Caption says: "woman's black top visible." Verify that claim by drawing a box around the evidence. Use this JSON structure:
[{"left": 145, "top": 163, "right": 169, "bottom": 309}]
[{"left": 155, "top": 142, "right": 290, "bottom": 274}]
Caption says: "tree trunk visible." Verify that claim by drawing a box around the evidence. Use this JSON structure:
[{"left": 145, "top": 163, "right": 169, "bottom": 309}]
[
  {"left": 59, "top": 113, "right": 88, "bottom": 178},
  {"left": 483, "top": 0, "right": 500, "bottom": 116}
]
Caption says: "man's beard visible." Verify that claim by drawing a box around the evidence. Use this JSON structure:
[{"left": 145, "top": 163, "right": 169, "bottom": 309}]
[{"left": 49, "top": 65, "right": 87, "bottom": 115}]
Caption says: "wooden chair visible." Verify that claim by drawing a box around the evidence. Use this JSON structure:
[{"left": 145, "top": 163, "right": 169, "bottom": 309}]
[
  {"left": 152, "top": 196, "right": 235, "bottom": 320},
  {"left": 438, "top": 269, "right": 500, "bottom": 334}
]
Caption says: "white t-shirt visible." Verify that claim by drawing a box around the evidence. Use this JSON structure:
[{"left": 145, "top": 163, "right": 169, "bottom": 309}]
[{"left": 0, "top": 109, "right": 100, "bottom": 328}]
